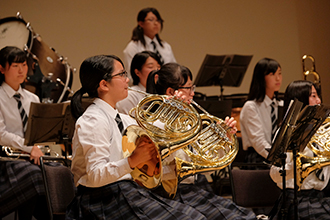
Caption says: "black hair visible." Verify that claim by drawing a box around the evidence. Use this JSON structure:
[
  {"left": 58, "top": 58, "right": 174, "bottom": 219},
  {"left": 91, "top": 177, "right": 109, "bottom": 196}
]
[
  {"left": 71, "top": 54, "right": 124, "bottom": 119},
  {"left": 247, "top": 58, "right": 281, "bottom": 102},
  {"left": 283, "top": 80, "right": 320, "bottom": 114},
  {"left": 131, "top": 7, "right": 164, "bottom": 48},
  {"left": 131, "top": 51, "right": 161, "bottom": 85},
  {"left": 0, "top": 46, "right": 27, "bottom": 85},
  {"left": 146, "top": 62, "right": 192, "bottom": 95}
]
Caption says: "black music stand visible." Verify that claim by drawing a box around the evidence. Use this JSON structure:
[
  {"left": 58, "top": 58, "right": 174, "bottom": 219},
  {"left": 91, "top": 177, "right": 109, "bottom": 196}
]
[
  {"left": 194, "top": 54, "right": 253, "bottom": 99},
  {"left": 267, "top": 101, "right": 330, "bottom": 220},
  {"left": 24, "top": 102, "right": 74, "bottom": 158}
]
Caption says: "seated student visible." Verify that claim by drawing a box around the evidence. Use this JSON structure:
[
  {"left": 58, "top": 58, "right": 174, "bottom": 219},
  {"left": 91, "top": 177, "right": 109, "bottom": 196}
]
[
  {"left": 269, "top": 80, "right": 329, "bottom": 220},
  {"left": 0, "top": 46, "right": 49, "bottom": 219},
  {"left": 240, "top": 58, "right": 283, "bottom": 165},
  {"left": 146, "top": 62, "right": 258, "bottom": 220},
  {"left": 65, "top": 54, "right": 207, "bottom": 220},
  {"left": 116, "top": 51, "right": 161, "bottom": 114}
]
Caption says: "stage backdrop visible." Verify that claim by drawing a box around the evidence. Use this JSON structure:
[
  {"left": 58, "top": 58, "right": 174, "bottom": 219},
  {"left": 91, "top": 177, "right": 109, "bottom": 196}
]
[{"left": 1, "top": 0, "right": 329, "bottom": 104}]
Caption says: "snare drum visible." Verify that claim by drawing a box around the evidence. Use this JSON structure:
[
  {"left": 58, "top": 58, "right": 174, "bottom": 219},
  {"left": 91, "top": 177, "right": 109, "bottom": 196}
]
[{"left": 0, "top": 14, "right": 73, "bottom": 103}]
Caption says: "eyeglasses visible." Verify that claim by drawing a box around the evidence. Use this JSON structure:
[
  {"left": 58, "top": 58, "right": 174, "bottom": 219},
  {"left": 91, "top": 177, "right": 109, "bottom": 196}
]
[
  {"left": 104, "top": 70, "right": 128, "bottom": 80},
  {"left": 145, "top": 18, "right": 160, "bottom": 23},
  {"left": 111, "top": 70, "right": 128, "bottom": 79},
  {"left": 178, "top": 85, "right": 196, "bottom": 93}
]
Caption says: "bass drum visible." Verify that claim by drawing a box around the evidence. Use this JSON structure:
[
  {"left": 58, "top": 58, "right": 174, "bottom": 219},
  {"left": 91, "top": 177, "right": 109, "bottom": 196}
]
[{"left": 0, "top": 13, "right": 73, "bottom": 103}]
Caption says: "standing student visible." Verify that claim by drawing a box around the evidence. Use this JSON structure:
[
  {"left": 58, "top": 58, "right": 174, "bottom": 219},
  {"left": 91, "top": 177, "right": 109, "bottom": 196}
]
[
  {"left": 240, "top": 58, "right": 283, "bottom": 164},
  {"left": 269, "top": 80, "right": 329, "bottom": 220},
  {"left": 123, "top": 7, "right": 176, "bottom": 81},
  {"left": 65, "top": 54, "right": 206, "bottom": 220},
  {"left": 116, "top": 51, "right": 161, "bottom": 114},
  {"left": 0, "top": 46, "right": 49, "bottom": 219},
  {"left": 146, "top": 62, "right": 258, "bottom": 220}
]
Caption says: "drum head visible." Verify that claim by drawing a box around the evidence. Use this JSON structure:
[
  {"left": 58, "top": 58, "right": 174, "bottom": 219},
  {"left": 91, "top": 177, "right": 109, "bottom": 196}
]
[{"left": 0, "top": 17, "right": 32, "bottom": 50}]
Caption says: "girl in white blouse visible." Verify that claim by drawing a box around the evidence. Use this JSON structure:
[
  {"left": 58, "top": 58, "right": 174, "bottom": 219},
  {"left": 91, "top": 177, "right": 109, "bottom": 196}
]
[
  {"left": 66, "top": 54, "right": 206, "bottom": 220},
  {"left": 269, "top": 80, "right": 330, "bottom": 220}
]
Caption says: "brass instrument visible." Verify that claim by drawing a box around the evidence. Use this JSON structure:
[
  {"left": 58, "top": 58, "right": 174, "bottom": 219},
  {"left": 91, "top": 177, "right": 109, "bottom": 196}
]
[
  {"left": 122, "top": 88, "right": 202, "bottom": 190},
  {"left": 302, "top": 55, "right": 321, "bottom": 92},
  {"left": 1, "top": 145, "right": 70, "bottom": 161},
  {"left": 165, "top": 101, "right": 238, "bottom": 198},
  {"left": 296, "top": 116, "right": 330, "bottom": 189},
  {"left": 123, "top": 88, "right": 238, "bottom": 198}
]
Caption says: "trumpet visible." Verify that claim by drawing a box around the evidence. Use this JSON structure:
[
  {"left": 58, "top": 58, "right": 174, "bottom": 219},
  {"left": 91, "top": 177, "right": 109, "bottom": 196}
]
[{"left": 1, "top": 145, "right": 70, "bottom": 161}]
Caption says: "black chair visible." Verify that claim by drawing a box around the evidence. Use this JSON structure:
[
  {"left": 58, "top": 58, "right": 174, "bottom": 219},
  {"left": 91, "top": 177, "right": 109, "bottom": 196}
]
[
  {"left": 229, "top": 164, "right": 281, "bottom": 215},
  {"left": 40, "top": 157, "right": 75, "bottom": 220}
]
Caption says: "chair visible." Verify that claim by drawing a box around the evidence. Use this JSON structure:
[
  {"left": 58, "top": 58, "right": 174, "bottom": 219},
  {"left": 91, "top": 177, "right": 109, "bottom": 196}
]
[
  {"left": 40, "top": 157, "right": 75, "bottom": 220},
  {"left": 229, "top": 164, "right": 281, "bottom": 211}
]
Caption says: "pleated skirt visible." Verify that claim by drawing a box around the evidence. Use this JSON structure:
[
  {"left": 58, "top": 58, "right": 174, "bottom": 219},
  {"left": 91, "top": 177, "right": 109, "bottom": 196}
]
[
  {"left": 65, "top": 180, "right": 207, "bottom": 220},
  {"left": 271, "top": 189, "right": 330, "bottom": 220},
  {"left": 175, "top": 183, "right": 258, "bottom": 220},
  {"left": 0, "top": 160, "right": 45, "bottom": 217}
]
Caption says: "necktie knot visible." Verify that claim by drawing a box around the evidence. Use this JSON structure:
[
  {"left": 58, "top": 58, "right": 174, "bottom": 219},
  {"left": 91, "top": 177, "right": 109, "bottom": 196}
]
[{"left": 14, "top": 93, "right": 21, "bottom": 101}]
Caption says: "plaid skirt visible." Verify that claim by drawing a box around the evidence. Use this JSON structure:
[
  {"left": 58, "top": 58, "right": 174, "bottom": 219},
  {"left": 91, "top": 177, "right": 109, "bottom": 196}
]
[
  {"left": 65, "top": 180, "right": 207, "bottom": 220},
  {"left": 0, "top": 160, "right": 45, "bottom": 217},
  {"left": 270, "top": 189, "right": 330, "bottom": 220},
  {"left": 174, "top": 182, "right": 257, "bottom": 220}
]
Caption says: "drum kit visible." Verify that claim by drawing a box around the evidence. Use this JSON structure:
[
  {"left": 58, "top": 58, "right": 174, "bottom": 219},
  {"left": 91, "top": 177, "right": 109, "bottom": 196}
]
[{"left": 0, "top": 12, "right": 74, "bottom": 103}]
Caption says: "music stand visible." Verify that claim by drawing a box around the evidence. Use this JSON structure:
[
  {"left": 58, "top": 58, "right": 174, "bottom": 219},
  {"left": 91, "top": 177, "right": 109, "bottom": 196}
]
[
  {"left": 267, "top": 102, "right": 330, "bottom": 220},
  {"left": 194, "top": 54, "right": 253, "bottom": 99},
  {"left": 24, "top": 102, "right": 73, "bottom": 158},
  {"left": 194, "top": 99, "right": 232, "bottom": 119}
]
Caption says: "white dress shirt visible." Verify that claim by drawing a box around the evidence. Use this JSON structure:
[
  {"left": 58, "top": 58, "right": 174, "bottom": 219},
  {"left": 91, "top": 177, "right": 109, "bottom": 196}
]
[
  {"left": 0, "top": 82, "right": 40, "bottom": 153},
  {"left": 240, "top": 96, "right": 283, "bottom": 158},
  {"left": 270, "top": 146, "right": 330, "bottom": 191},
  {"left": 116, "top": 83, "right": 146, "bottom": 115},
  {"left": 71, "top": 98, "right": 138, "bottom": 187},
  {"left": 123, "top": 35, "right": 176, "bottom": 79}
]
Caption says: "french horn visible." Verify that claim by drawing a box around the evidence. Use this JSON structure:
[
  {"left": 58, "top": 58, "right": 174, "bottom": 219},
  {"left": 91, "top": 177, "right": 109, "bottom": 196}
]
[
  {"left": 163, "top": 100, "right": 238, "bottom": 198},
  {"left": 296, "top": 116, "right": 330, "bottom": 189},
  {"left": 122, "top": 89, "right": 202, "bottom": 190},
  {"left": 123, "top": 88, "right": 238, "bottom": 198}
]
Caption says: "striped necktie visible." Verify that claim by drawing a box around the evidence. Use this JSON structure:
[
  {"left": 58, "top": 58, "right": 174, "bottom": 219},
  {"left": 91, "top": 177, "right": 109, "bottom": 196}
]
[
  {"left": 115, "top": 113, "right": 124, "bottom": 134},
  {"left": 13, "top": 93, "right": 28, "bottom": 133},
  {"left": 151, "top": 41, "right": 164, "bottom": 65},
  {"left": 271, "top": 102, "right": 277, "bottom": 140}
]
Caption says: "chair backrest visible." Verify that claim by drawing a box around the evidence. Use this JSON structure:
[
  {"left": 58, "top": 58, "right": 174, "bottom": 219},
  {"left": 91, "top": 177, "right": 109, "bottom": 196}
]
[{"left": 229, "top": 166, "right": 281, "bottom": 208}]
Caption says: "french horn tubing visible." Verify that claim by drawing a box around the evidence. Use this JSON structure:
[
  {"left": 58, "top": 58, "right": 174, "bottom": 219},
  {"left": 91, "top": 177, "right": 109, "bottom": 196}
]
[
  {"left": 123, "top": 88, "right": 238, "bottom": 198},
  {"left": 296, "top": 116, "right": 330, "bottom": 189},
  {"left": 122, "top": 88, "right": 202, "bottom": 190}
]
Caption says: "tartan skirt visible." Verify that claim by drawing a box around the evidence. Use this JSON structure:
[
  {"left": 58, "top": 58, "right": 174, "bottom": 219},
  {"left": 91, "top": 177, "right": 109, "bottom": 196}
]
[
  {"left": 174, "top": 183, "right": 257, "bottom": 220},
  {"left": 65, "top": 180, "right": 207, "bottom": 220},
  {"left": 271, "top": 189, "right": 330, "bottom": 220},
  {"left": 0, "top": 160, "right": 45, "bottom": 217}
]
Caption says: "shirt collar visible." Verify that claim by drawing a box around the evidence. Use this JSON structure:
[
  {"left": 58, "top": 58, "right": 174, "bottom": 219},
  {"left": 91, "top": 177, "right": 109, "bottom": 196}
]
[
  {"left": 264, "top": 95, "right": 277, "bottom": 107},
  {"left": 2, "top": 82, "right": 24, "bottom": 99},
  {"left": 94, "top": 98, "right": 118, "bottom": 119},
  {"left": 144, "top": 35, "right": 156, "bottom": 45}
]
